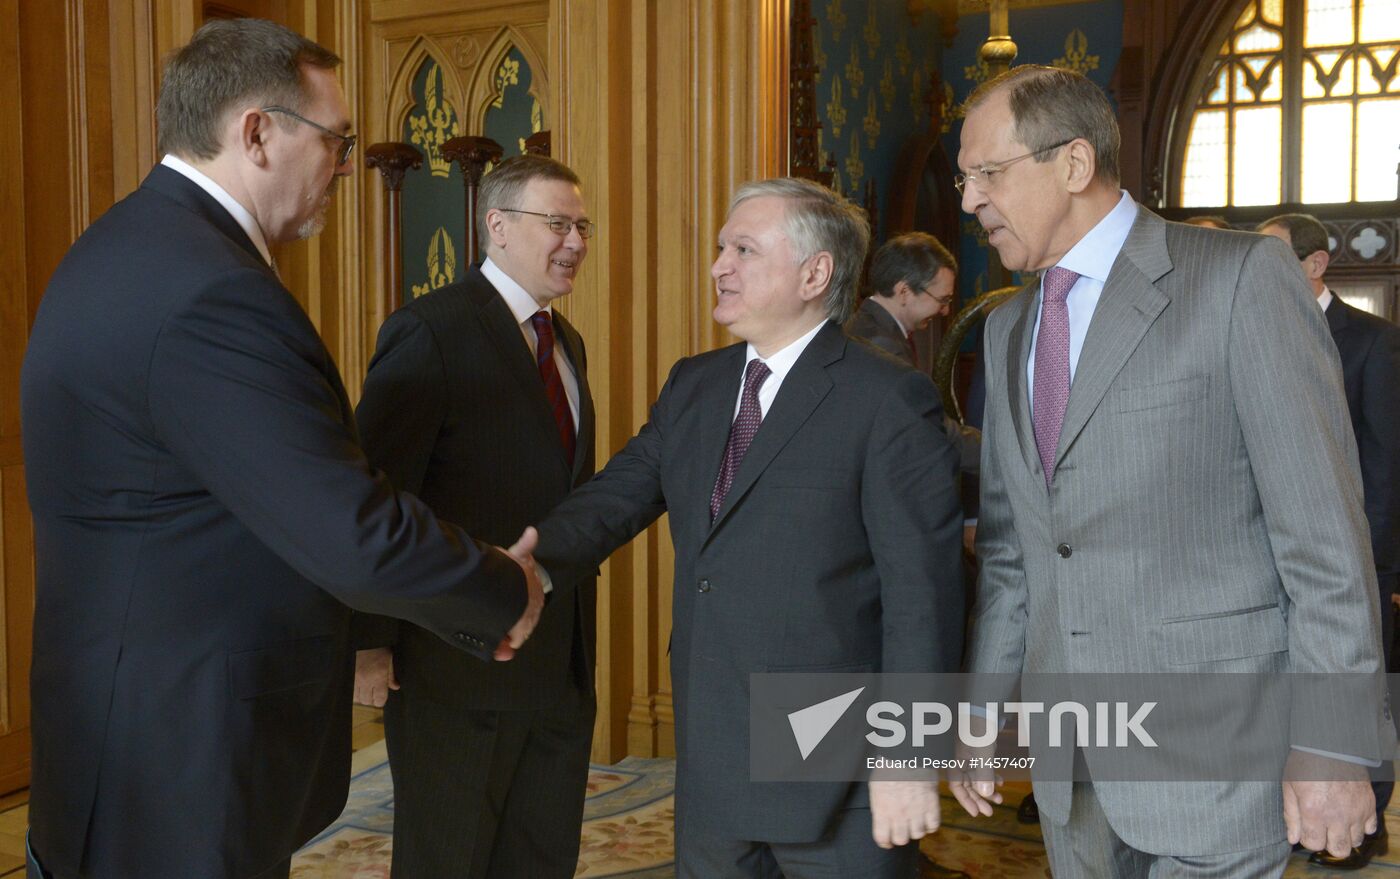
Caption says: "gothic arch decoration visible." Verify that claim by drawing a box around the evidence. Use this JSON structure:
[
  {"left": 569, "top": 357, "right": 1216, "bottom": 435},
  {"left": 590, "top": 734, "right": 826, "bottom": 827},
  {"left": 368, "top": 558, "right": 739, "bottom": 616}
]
[
  {"left": 464, "top": 26, "right": 551, "bottom": 139},
  {"left": 386, "top": 37, "right": 468, "bottom": 178}
]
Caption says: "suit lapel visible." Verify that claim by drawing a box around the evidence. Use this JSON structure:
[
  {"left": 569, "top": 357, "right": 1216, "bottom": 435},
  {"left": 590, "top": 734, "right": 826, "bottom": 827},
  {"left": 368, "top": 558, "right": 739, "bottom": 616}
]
[
  {"left": 706, "top": 323, "right": 840, "bottom": 537},
  {"left": 1004, "top": 283, "right": 1042, "bottom": 480},
  {"left": 1325, "top": 296, "right": 1350, "bottom": 339},
  {"left": 465, "top": 270, "right": 574, "bottom": 473},
  {"left": 1054, "top": 208, "right": 1172, "bottom": 470}
]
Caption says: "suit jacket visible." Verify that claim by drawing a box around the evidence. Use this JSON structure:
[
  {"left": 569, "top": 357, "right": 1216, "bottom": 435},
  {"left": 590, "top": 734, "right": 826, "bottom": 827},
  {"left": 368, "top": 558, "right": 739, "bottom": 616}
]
[
  {"left": 1325, "top": 295, "right": 1400, "bottom": 576},
  {"left": 354, "top": 265, "right": 598, "bottom": 709},
  {"left": 845, "top": 296, "right": 982, "bottom": 511},
  {"left": 970, "top": 207, "right": 1391, "bottom": 854},
  {"left": 19, "top": 165, "right": 526, "bottom": 878},
  {"left": 535, "top": 322, "right": 965, "bottom": 842}
]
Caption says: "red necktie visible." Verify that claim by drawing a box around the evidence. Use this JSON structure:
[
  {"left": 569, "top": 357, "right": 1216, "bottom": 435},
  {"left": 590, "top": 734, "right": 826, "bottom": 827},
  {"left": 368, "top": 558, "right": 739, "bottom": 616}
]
[
  {"left": 710, "top": 359, "right": 771, "bottom": 521},
  {"left": 530, "top": 311, "right": 576, "bottom": 467}
]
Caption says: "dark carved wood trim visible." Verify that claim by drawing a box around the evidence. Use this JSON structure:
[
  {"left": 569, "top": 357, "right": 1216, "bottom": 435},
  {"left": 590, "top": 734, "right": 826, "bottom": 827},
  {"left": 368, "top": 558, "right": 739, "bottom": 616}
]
[
  {"left": 442, "top": 136, "right": 505, "bottom": 265},
  {"left": 788, "top": 0, "right": 823, "bottom": 183}
]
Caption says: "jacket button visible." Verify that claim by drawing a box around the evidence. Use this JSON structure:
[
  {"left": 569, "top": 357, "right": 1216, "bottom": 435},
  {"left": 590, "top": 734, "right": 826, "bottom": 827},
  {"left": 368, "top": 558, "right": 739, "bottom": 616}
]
[
  {"left": 698, "top": 578, "right": 711, "bottom": 593},
  {"left": 1056, "top": 543, "right": 1072, "bottom": 558}
]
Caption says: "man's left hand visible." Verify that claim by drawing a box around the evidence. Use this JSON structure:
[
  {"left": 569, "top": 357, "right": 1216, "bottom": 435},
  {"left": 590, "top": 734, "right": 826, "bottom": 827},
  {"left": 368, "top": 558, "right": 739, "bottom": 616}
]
[
  {"left": 869, "top": 778, "right": 941, "bottom": 849},
  {"left": 1282, "top": 749, "right": 1376, "bottom": 858}
]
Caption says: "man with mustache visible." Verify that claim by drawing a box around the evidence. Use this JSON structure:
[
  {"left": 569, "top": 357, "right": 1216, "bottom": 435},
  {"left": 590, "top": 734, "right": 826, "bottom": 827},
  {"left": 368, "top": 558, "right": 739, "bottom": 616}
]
[{"left": 20, "top": 18, "right": 541, "bottom": 879}]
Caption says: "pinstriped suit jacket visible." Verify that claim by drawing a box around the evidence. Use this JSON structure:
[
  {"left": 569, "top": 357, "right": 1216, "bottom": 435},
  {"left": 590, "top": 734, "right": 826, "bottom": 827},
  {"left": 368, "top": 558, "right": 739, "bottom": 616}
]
[{"left": 969, "top": 205, "right": 1392, "bottom": 855}]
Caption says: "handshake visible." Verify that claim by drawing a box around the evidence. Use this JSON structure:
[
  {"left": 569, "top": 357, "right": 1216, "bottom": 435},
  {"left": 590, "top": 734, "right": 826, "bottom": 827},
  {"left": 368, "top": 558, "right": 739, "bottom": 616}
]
[
  {"left": 495, "top": 525, "right": 547, "bottom": 662},
  {"left": 353, "top": 525, "right": 547, "bottom": 707}
]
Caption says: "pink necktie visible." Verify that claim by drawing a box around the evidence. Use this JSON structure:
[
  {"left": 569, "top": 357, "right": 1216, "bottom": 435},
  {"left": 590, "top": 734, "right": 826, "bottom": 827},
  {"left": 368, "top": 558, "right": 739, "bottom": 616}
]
[
  {"left": 710, "top": 359, "right": 771, "bottom": 521},
  {"left": 1032, "top": 267, "right": 1080, "bottom": 487}
]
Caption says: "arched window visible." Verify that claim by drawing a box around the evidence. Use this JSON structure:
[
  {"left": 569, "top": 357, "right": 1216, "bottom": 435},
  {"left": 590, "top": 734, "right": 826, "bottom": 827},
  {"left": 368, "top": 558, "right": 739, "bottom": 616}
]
[{"left": 1171, "top": 0, "right": 1399, "bottom": 208}]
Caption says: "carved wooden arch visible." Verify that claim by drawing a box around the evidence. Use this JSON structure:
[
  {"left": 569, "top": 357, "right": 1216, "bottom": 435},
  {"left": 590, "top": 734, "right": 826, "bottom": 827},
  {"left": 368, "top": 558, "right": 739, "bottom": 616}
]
[
  {"left": 384, "top": 35, "right": 470, "bottom": 148},
  {"left": 1141, "top": 0, "right": 1249, "bottom": 207},
  {"left": 463, "top": 26, "right": 551, "bottom": 137}
]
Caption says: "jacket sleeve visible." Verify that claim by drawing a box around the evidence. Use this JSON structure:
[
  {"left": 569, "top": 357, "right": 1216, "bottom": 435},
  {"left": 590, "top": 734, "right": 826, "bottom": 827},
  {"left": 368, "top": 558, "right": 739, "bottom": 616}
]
[
  {"left": 146, "top": 268, "right": 525, "bottom": 660},
  {"left": 1356, "top": 321, "right": 1400, "bottom": 575}
]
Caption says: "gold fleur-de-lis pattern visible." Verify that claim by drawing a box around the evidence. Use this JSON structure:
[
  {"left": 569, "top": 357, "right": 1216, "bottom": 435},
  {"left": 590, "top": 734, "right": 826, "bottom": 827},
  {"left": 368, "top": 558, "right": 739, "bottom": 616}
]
[
  {"left": 827, "top": 74, "right": 847, "bottom": 137},
  {"left": 863, "top": 90, "right": 881, "bottom": 148},
  {"left": 896, "top": 35, "right": 911, "bottom": 76},
  {"left": 814, "top": 20, "right": 828, "bottom": 69},
  {"left": 407, "top": 61, "right": 461, "bottom": 178},
  {"left": 845, "top": 44, "right": 865, "bottom": 98},
  {"left": 963, "top": 58, "right": 991, "bottom": 87},
  {"left": 411, "top": 226, "right": 457, "bottom": 298},
  {"left": 826, "top": 0, "right": 847, "bottom": 40},
  {"left": 519, "top": 96, "right": 543, "bottom": 154},
  {"left": 880, "top": 59, "right": 896, "bottom": 111},
  {"left": 845, "top": 129, "right": 864, "bottom": 194},
  {"left": 1052, "top": 29, "right": 1100, "bottom": 75},
  {"left": 863, "top": 4, "right": 880, "bottom": 59}
]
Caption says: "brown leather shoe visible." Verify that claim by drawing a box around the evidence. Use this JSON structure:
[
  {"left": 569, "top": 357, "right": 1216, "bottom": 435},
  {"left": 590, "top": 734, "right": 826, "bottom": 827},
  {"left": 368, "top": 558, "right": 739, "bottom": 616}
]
[{"left": 1308, "top": 827, "right": 1389, "bottom": 870}]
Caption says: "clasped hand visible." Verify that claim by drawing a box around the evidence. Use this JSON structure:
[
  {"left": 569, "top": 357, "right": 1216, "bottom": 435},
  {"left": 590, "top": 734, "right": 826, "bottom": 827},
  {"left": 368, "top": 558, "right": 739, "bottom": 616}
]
[{"left": 494, "top": 526, "right": 545, "bottom": 661}]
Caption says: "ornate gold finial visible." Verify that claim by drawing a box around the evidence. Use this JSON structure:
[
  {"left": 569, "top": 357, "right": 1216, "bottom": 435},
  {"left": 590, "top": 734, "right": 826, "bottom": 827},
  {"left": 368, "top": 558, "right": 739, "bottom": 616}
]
[{"left": 978, "top": 0, "right": 1018, "bottom": 72}]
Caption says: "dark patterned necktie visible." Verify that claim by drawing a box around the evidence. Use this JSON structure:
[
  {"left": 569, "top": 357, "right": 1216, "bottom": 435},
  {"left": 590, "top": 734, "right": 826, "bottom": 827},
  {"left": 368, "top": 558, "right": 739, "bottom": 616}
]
[
  {"left": 1032, "top": 267, "right": 1080, "bottom": 487},
  {"left": 530, "top": 311, "right": 576, "bottom": 467},
  {"left": 710, "top": 358, "right": 771, "bottom": 521},
  {"left": 905, "top": 330, "right": 918, "bottom": 364}
]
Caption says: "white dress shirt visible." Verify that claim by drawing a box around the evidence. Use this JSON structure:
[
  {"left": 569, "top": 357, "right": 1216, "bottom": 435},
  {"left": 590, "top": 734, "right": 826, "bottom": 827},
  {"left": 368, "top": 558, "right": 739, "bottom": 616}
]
[
  {"left": 1026, "top": 190, "right": 1137, "bottom": 409},
  {"left": 160, "top": 154, "right": 274, "bottom": 269},
  {"left": 481, "top": 257, "right": 581, "bottom": 429},
  {"left": 1318, "top": 286, "right": 1334, "bottom": 312},
  {"left": 733, "top": 320, "right": 827, "bottom": 419}
]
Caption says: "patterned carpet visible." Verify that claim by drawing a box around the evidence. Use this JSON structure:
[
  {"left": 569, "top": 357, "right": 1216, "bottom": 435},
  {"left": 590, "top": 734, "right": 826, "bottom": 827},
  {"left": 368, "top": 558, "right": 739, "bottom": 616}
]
[{"left": 291, "top": 743, "right": 1400, "bottom": 877}]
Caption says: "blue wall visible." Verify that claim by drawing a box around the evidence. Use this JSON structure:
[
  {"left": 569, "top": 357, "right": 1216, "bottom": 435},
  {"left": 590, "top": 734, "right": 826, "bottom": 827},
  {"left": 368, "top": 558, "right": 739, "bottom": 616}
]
[{"left": 939, "top": 0, "right": 1124, "bottom": 300}]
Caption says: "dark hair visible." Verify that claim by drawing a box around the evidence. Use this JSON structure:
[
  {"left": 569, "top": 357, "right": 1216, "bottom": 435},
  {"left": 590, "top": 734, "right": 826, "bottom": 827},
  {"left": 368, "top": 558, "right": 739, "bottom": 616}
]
[
  {"left": 157, "top": 18, "right": 340, "bottom": 161},
  {"left": 1183, "top": 216, "right": 1231, "bottom": 230},
  {"left": 478, "top": 155, "right": 584, "bottom": 248},
  {"left": 867, "top": 232, "right": 958, "bottom": 299},
  {"left": 729, "top": 177, "right": 871, "bottom": 323},
  {"left": 1257, "top": 213, "right": 1330, "bottom": 260},
  {"left": 964, "top": 64, "right": 1121, "bottom": 185}
]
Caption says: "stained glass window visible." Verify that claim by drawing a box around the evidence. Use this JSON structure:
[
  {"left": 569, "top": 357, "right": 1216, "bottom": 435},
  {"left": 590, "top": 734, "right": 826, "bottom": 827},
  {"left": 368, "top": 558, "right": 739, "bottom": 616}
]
[{"left": 1176, "top": 0, "right": 1400, "bottom": 207}]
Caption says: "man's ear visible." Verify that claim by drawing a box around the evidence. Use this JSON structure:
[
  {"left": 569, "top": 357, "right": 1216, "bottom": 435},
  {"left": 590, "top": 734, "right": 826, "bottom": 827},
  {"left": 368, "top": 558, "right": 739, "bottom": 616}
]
[
  {"left": 799, "top": 252, "right": 834, "bottom": 304},
  {"left": 1304, "top": 249, "right": 1330, "bottom": 281},
  {"left": 891, "top": 280, "right": 916, "bottom": 303},
  {"left": 485, "top": 208, "right": 511, "bottom": 249},
  {"left": 237, "top": 108, "right": 272, "bottom": 168},
  {"left": 1063, "top": 138, "right": 1097, "bottom": 194}
]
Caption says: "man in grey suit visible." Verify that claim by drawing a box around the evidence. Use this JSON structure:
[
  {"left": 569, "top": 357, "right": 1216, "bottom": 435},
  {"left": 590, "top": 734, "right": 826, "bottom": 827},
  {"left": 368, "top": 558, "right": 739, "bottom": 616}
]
[
  {"left": 946, "top": 65, "right": 1390, "bottom": 876},
  {"left": 526, "top": 177, "right": 966, "bottom": 877},
  {"left": 1260, "top": 212, "right": 1400, "bottom": 869}
]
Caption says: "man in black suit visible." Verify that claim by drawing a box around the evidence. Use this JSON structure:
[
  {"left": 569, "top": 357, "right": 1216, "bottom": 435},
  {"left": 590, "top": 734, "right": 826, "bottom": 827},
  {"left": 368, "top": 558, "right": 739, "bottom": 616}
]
[
  {"left": 351, "top": 155, "right": 598, "bottom": 877},
  {"left": 524, "top": 177, "right": 965, "bottom": 877},
  {"left": 845, "top": 232, "right": 959, "bottom": 366},
  {"left": 19, "top": 19, "right": 542, "bottom": 879},
  {"left": 1260, "top": 212, "right": 1400, "bottom": 870}
]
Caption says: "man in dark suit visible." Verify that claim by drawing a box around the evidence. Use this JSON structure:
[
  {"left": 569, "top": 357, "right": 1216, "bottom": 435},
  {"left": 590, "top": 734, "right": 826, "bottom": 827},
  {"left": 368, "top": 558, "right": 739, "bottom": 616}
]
[
  {"left": 351, "top": 155, "right": 598, "bottom": 877},
  {"left": 1260, "top": 212, "right": 1400, "bottom": 870},
  {"left": 19, "top": 19, "right": 542, "bottom": 879},
  {"left": 523, "top": 177, "right": 965, "bottom": 877},
  {"left": 845, "top": 232, "right": 959, "bottom": 365}
]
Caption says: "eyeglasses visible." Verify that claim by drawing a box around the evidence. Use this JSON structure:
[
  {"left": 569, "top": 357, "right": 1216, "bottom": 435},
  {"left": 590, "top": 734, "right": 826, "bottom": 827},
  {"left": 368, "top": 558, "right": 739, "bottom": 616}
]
[
  {"left": 499, "top": 208, "right": 596, "bottom": 239},
  {"left": 261, "top": 106, "right": 358, "bottom": 165},
  {"left": 953, "top": 139, "right": 1074, "bottom": 194}
]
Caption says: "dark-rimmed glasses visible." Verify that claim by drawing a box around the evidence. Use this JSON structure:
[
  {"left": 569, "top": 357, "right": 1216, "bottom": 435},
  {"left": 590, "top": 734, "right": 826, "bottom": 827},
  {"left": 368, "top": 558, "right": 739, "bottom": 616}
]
[
  {"left": 499, "top": 208, "right": 596, "bottom": 239},
  {"left": 262, "top": 106, "right": 358, "bottom": 165},
  {"left": 954, "top": 139, "right": 1074, "bottom": 194}
]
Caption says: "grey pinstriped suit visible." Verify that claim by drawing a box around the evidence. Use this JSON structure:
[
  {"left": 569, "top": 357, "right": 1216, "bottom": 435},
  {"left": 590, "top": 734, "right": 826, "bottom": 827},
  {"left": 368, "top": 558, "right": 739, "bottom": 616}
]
[{"left": 969, "top": 206, "right": 1392, "bottom": 858}]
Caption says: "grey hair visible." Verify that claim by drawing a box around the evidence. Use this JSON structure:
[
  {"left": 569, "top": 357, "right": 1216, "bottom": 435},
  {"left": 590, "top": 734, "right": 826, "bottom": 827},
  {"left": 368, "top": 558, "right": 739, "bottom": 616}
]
[
  {"left": 728, "top": 177, "right": 871, "bottom": 323},
  {"left": 477, "top": 154, "right": 583, "bottom": 250},
  {"left": 964, "top": 64, "right": 1121, "bottom": 185},
  {"left": 157, "top": 18, "right": 340, "bottom": 161}
]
